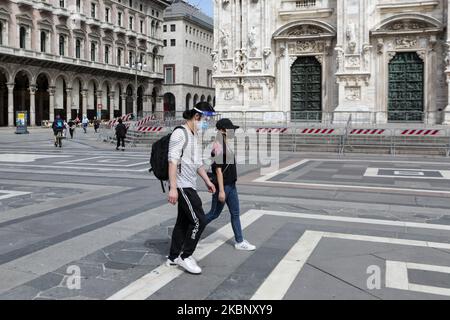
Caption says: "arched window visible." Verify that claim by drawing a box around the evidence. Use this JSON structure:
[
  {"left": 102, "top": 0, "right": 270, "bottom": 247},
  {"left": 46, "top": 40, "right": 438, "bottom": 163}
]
[
  {"left": 152, "top": 47, "right": 158, "bottom": 72},
  {"left": 19, "top": 26, "right": 27, "bottom": 49},
  {"left": 117, "top": 48, "right": 122, "bottom": 66},
  {"left": 75, "top": 39, "right": 81, "bottom": 59},
  {"left": 90, "top": 42, "right": 96, "bottom": 62},
  {"left": 59, "top": 35, "right": 65, "bottom": 56},
  {"left": 40, "top": 31, "right": 46, "bottom": 53},
  {"left": 0, "top": 21, "right": 3, "bottom": 46},
  {"left": 185, "top": 93, "right": 191, "bottom": 110}
]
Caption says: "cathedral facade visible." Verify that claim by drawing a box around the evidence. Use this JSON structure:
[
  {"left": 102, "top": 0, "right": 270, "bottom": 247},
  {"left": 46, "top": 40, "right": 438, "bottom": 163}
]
[{"left": 212, "top": 0, "right": 450, "bottom": 124}]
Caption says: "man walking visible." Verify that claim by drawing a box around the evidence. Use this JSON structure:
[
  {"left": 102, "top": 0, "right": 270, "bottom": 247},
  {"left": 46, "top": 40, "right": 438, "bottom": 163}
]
[
  {"left": 115, "top": 118, "right": 127, "bottom": 151},
  {"left": 166, "top": 102, "right": 217, "bottom": 274}
]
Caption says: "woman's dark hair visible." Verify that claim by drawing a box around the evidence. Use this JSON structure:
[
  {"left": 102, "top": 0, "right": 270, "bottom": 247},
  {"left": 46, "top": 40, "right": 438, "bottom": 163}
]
[{"left": 118, "top": 118, "right": 123, "bottom": 124}]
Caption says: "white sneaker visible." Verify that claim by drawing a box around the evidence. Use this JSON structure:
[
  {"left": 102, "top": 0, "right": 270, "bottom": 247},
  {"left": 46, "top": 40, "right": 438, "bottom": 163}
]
[
  {"left": 235, "top": 240, "right": 256, "bottom": 251},
  {"left": 177, "top": 256, "right": 202, "bottom": 274}
]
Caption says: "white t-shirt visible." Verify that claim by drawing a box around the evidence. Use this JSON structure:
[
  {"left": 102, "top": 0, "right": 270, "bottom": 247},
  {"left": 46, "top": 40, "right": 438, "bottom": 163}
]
[{"left": 168, "top": 125, "right": 202, "bottom": 190}]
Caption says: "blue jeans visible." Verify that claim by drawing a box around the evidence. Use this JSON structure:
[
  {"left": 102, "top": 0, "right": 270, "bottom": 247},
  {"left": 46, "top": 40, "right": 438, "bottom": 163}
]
[{"left": 205, "top": 183, "right": 243, "bottom": 243}]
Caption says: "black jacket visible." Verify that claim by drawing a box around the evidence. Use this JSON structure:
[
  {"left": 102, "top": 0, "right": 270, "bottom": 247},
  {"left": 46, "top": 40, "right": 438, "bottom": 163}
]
[{"left": 115, "top": 123, "right": 127, "bottom": 138}]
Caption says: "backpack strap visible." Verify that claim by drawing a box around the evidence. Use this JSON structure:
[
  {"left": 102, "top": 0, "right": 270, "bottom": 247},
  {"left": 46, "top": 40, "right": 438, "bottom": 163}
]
[{"left": 173, "top": 126, "right": 189, "bottom": 159}]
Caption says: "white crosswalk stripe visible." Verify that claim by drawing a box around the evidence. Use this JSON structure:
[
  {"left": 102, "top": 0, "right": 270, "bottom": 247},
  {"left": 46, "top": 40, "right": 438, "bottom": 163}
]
[{"left": 107, "top": 210, "right": 450, "bottom": 300}]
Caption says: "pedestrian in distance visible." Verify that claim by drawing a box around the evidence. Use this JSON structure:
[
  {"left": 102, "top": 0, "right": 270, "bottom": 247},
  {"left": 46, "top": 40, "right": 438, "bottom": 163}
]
[
  {"left": 94, "top": 117, "right": 100, "bottom": 133},
  {"left": 82, "top": 115, "right": 89, "bottom": 134},
  {"left": 68, "top": 119, "right": 75, "bottom": 139},
  {"left": 115, "top": 118, "right": 127, "bottom": 151},
  {"left": 205, "top": 118, "right": 256, "bottom": 251},
  {"left": 166, "top": 102, "right": 217, "bottom": 275}
]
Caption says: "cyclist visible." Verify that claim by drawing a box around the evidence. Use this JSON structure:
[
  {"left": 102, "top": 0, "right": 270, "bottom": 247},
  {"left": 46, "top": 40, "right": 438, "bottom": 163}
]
[{"left": 52, "top": 115, "right": 65, "bottom": 148}]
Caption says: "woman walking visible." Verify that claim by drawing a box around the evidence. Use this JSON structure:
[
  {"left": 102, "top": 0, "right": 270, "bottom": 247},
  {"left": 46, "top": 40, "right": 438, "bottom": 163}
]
[{"left": 205, "top": 118, "right": 256, "bottom": 251}]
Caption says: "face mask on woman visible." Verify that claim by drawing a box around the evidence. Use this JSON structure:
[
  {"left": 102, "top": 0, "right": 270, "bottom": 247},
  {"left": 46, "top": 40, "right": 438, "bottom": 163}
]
[{"left": 226, "top": 129, "right": 235, "bottom": 140}]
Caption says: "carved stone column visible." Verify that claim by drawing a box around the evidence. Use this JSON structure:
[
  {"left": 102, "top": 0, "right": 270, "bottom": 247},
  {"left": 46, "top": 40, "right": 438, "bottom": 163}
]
[
  {"left": 444, "top": 75, "right": 450, "bottom": 124},
  {"left": 7, "top": 83, "right": 14, "bottom": 127},
  {"left": 121, "top": 94, "right": 126, "bottom": 116},
  {"left": 109, "top": 91, "right": 115, "bottom": 120},
  {"left": 96, "top": 90, "right": 103, "bottom": 119},
  {"left": 29, "top": 85, "right": 36, "bottom": 126},
  {"left": 81, "top": 89, "right": 88, "bottom": 117},
  {"left": 49, "top": 86, "right": 55, "bottom": 121},
  {"left": 66, "top": 88, "right": 72, "bottom": 120}
]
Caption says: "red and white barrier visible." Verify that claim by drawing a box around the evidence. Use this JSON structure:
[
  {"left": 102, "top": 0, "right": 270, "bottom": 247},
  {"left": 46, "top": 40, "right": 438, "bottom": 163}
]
[
  {"left": 299, "top": 128, "right": 336, "bottom": 135},
  {"left": 350, "top": 129, "right": 386, "bottom": 135},
  {"left": 400, "top": 129, "right": 441, "bottom": 136},
  {"left": 135, "top": 115, "right": 157, "bottom": 127},
  {"left": 108, "top": 114, "right": 133, "bottom": 128},
  {"left": 256, "top": 128, "right": 288, "bottom": 134},
  {"left": 136, "top": 126, "right": 164, "bottom": 133}
]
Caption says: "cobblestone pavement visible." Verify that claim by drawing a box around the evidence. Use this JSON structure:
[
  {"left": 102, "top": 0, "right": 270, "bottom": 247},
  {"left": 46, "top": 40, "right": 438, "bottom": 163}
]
[{"left": 0, "top": 128, "right": 449, "bottom": 300}]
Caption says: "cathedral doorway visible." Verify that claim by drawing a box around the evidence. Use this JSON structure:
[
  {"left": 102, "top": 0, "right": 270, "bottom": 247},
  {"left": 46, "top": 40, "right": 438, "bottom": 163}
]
[
  {"left": 388, "top": 52, "right": 424, "bottom": 122},
  {"left": 291, "top": 56, "right": 322, "bottom": 121}
]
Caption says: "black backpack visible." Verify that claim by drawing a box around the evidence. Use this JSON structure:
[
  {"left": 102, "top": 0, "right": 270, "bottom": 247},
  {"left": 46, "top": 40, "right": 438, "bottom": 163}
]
[{"left": 149, "top": 126, "right": 187, "bottom": 192}]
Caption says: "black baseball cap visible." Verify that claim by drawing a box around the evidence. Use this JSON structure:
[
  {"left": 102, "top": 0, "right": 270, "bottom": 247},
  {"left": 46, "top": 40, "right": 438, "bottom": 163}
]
[{"left": 216, "top": 118, "right": 240, "bottom": 130}]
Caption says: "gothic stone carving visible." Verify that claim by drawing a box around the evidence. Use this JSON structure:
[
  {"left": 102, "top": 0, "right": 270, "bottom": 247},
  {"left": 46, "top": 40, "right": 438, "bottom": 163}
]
[
  {"left": 335, "top": 47, "right": 345, "bottom": 72},
  {"left": 377, "top": 38, "right": 384, "bottom": 55},
  {"left": 395, "top": 37, "right": 418, "bottom": 49},
  {"left": 345, "top": 55, "right": 361, "bottom": 69},
  {"left": 234, "top": 49, "right": 248, "bottom": 73},
  {"left": 386, "top": 20, "right": 430, "bottom": 32},
  {"left": 286, "top": 25, "right": 323, "bottom": 36},
  {"left": 336, "top": 74, "right": 370, "bottom": 86},
  {"left": 288, "top": 41, "right": 325, "bottom": 54},
  {"left": 248, "top": 26, "right": 257, "bottom": 57},
  {"left": 362, "top": 44, "right": 372, "bottom": 70},
  {"left": 249, "top": 88, "right": 263, "bottom": 101},
  {"left": 263, "top": 48, "right": 271, "bottom": 70},
  {"left": 345, "top": 87, "right": 361, "bottom": 101},
  {"left": 249, "top": 59, "right": 262, "bottom": 71},
  {"left": 222, "top": 88, "right": 234, "bottom": 100},
  {"left": 346, "top": 22, "right": 357, "bottom": 53},
  {"left": 219, "top": 28, "right": 230, "bottom": 58}
]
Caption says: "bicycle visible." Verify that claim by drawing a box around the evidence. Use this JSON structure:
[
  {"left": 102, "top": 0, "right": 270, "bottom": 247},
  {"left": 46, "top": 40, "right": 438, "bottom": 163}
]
[{"left": 54, "top": 130, "right": 65, "bottom": 148}]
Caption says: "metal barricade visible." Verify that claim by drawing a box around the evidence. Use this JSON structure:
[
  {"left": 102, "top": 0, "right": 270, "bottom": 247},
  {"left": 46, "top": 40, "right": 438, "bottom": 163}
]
[
  {"left": 392, "top": 128, "right": 450, "bottom": 156},
  {"left": 294, "top": 127, "right": 344, "bottom": 153}
]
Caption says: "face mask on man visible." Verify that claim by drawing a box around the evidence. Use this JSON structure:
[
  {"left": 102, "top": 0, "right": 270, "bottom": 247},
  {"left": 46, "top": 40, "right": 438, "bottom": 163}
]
[{"left": 196, "top": 117, "right": 210, "bottom": 130}]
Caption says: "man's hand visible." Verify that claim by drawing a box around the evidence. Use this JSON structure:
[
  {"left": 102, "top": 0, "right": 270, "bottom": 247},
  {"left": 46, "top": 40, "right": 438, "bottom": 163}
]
[
  {"left": 168, "top": 188, "right": 178, "bottom": 205},
  {"left": 218, "top": 191, "right": 226, "bottom": 203},
  {"left": 206, "top": 181, "right": 216, "bottom": 194}
]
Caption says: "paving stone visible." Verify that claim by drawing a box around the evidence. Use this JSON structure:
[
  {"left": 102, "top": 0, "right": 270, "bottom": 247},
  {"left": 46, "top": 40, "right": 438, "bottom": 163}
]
[
  {"left": 104, "top": 261, "right": 135, "bottom": 271},
  {"left": 0, "top": 285, "right": 41, "bottom": 300},
  {"left": 26, "top": 272, "right": 65, "bottom": 291}
]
